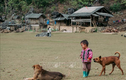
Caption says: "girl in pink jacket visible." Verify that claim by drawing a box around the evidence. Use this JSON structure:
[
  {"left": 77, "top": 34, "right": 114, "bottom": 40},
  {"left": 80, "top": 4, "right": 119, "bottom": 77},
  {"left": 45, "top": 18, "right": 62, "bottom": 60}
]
[{"left": 80, "top": 40, "right": 93, "bottom": 77}]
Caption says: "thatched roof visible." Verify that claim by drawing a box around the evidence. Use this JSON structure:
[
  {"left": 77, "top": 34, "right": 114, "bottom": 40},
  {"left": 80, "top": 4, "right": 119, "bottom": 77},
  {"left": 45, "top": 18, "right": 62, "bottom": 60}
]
[{"left": 70, "top": 6, "right": 113, "bottom": 17}]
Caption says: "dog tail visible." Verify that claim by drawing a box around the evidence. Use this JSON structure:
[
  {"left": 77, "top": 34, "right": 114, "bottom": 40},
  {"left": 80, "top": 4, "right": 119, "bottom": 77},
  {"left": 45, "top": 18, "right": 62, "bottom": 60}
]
[{"left": 115, "top": 51, "right": 121, "bottom": 58}]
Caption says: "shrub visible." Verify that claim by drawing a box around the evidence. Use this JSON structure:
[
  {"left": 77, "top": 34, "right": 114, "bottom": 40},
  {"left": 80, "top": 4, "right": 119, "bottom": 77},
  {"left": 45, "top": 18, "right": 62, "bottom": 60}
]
[
  {"left": 51, "top": 6, "right": 56, "bottom": 12},
  {"left": 110, "top": 3, "right": 121, "bottom": 12}
]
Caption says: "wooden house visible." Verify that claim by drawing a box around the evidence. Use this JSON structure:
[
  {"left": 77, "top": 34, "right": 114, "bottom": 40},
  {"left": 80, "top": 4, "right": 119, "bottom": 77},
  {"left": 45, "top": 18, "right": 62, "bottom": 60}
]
[
  {"left": 69, "top": 6, "right": 113, "bottom": 32},
  {"left": 25, "top": 13, "right": 46, "bottom": 31}
]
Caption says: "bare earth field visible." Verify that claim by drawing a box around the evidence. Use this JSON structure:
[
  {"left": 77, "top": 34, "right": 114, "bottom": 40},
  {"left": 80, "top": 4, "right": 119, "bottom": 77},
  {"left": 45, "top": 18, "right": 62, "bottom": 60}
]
[{"left": 0, "top": 32, "right": 126, "bottom": 80}]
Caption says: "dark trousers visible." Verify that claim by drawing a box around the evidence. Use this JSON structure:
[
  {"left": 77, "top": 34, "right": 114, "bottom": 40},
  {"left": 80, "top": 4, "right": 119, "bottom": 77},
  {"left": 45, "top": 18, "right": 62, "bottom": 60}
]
[{"left": 82, "top": 62, "right": 91, "bottom": 72}]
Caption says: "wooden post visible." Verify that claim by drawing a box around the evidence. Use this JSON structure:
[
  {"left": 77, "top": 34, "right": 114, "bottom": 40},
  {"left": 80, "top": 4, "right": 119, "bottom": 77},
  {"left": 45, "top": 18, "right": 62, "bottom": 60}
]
[
  {"left": 59, "top": 21, "right": 61, "bottom": 31},
  {"left": 69, "top": 19, "right": 70, "bottom": 26},
  {"left": 66, "top": 20, "right": 67, "bottom": 26},
  {"left": 32, "top": 26, "right": 34, "bottom": 31},
  {"left": 54, "top": 24, "right": 56, "bottom": 30},
  {"left": 90, "top": 16, "right": 92, "bottom": 27},
  {"left": 76, "top": 22, "right": 77, "bottom": 32},
  {"left": 73, "top": 25, "right": 74, "bottom": 33},
  {"left": 80, "top": 17, "right": 81, "bottom": 26},
  {"left": 71, "top": 20, "right": 73, "bottom": 33}
]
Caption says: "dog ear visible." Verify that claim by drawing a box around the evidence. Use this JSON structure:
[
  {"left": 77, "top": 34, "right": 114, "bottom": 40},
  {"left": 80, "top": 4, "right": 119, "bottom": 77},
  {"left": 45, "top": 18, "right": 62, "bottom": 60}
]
[
  {"left": 99, "top": 56, "right": 101, "bottom": 59},
  {"left": 32, "top": 65, "right": 35, "bottom": 69},
  {"left": 40, "top": 66, "right": 42, "bottom": 69}
]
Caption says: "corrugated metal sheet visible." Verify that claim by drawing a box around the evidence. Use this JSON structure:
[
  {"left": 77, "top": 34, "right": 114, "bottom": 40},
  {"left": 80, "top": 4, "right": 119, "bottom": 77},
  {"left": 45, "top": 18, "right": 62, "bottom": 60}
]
[
  {"left": 96, "top": 12, "right": 113, "bottom": 17},
  {"left": 53, "top": 14, "right": 70, "bottom": 21},
  {"left": 25, "top": 13, "right": 46, "bottom": 19},
  {"left": 70, "top": 6, "right": 104, "bottom": 17},
  {"left": 92, "top": 14, "right": 99, "bottom": 17},
  {"left": 62, "top": 14, "right": 70, "bottom": 19},
  {"left": 70, "top": 6, "right": 113, "bottom": 17},
  {"left": 74, "top": 6, "right": 104, "bottom": 14},
  {"left": 53, "top": 17, "right": 65, "bottom": 21}
]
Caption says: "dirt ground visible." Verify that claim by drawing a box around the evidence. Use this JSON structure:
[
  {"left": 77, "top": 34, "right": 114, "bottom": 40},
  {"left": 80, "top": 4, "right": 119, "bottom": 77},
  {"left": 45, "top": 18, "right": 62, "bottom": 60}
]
[{"left": 0, "top": 32, "right": 126, "bottom": 80}]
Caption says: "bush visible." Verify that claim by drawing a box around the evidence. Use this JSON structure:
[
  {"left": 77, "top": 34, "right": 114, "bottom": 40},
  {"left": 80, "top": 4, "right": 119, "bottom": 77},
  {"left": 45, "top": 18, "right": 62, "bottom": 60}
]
[
  {"left": 51, "top": 6, "right": 56, "bottom": 12},
  {"left": 110, "top": 3, "right": 121, "bottom": 12},
  {"left": 104, "top": 0, "right": 109, "bottom": 4}
]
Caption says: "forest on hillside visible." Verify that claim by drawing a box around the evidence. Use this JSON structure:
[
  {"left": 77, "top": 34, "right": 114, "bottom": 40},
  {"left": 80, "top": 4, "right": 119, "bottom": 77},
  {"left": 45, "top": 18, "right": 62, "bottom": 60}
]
[{"left": 0, "top": 0, "right": 126, "bottom": 19}]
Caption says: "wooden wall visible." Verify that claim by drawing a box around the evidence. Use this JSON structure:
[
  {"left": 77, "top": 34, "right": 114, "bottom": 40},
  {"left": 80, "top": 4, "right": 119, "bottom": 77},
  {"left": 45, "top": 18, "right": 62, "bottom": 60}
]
[{"left": 28, "top": 16, "right": 45, "bottom": 25}]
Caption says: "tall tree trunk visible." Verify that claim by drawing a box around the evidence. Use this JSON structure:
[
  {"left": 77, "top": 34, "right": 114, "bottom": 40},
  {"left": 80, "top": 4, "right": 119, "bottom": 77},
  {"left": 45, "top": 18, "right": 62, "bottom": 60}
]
[{"left": 4, "top": 0, "right": 7, "bottom": 19}]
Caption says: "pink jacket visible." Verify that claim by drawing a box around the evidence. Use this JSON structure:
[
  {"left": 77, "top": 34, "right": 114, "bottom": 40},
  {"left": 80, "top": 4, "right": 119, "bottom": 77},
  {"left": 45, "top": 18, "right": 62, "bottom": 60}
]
[{"left": 80, "top": 48, "right": 93, "bottom": 62}]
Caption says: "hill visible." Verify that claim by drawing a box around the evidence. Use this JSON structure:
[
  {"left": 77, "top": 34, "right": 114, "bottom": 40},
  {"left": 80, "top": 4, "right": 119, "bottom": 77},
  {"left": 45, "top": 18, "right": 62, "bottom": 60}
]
[
  {"left": 1, "top": 0, "right": 126, "bottom": 15},
  {"left": 0, "top": 0, "right": 126, "bottom": 27}
]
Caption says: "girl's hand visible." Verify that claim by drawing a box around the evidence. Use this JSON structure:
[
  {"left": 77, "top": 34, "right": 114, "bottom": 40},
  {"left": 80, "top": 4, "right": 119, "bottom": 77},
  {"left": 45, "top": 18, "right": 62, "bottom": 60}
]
[
  {"left": 80, "top": 55, "right": 82, "bottom": 59},
  {"left": 87, "top": 59, "right": 90, "bottom": 62}
]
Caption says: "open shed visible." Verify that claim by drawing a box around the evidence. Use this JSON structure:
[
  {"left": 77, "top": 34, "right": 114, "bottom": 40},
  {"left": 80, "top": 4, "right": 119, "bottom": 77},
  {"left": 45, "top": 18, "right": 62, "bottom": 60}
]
[
  {"left": 69, "top": 6, "right": 113, "bottom": 32},
  {"left": 52, "top": 13, "right": 71, "bottom": 30}
]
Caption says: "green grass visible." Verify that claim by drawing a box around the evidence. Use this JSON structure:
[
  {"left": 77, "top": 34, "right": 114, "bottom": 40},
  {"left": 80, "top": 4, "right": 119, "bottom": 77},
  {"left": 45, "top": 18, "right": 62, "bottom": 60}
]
[{"left": 0, "top": 32, "right": 126, "bottom": 80}]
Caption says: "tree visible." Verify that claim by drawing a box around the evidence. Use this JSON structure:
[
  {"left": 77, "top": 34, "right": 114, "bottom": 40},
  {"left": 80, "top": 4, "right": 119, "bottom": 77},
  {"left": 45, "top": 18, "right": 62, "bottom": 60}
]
[
  {"left": 0, "top": 0, "right": 4, "bottom": 14},
  {"left": 121, "top": 0, "right": 126, "bottom": 6}
]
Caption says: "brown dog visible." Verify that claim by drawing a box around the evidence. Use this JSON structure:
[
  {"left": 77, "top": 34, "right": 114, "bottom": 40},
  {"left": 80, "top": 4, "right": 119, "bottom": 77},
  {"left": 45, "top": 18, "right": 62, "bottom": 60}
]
[
  {"left": 93, "top": 52, "right": 124, "bottom": 76},
  {"left": 25, "top": 64, "right": 65, "bottom": 80}
]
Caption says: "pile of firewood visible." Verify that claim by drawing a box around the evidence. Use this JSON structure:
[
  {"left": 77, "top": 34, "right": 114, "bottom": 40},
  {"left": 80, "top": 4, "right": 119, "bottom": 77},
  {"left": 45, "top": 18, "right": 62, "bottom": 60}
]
[
  {"left": 0, "top": 27, "right": 25, "bottom": 33},
  {"left": 101, "top": 27, "right": 118, "bottom": 33},
  {"left": 101, "top": 26, "right": 126, "bottom": 33},
  {"left": 0, "top": 29, "right": 10, "bottom": 33},
  {"left": 118, "top": 26, "right": 126, "bottom": 32},
  {"left": 14, "top": 27, "right": 25, "bottom": 33}
]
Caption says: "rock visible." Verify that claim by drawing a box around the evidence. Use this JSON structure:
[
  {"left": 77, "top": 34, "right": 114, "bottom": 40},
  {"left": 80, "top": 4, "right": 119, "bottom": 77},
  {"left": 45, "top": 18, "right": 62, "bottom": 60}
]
[
  {"left": 69, "top": 64, "right": 74, "bottom": 68},
  {"left": 54, "top": 63, "right": 59, "bottom": 68},
  {"left": 55, "top": 56, "right": 58, "bottom": 59},
  {"left": 10, "top": 74, "right": 13, "bottom": 76},
  {"left": 95, "top": 67, "right": 98, "bottom": 70}
]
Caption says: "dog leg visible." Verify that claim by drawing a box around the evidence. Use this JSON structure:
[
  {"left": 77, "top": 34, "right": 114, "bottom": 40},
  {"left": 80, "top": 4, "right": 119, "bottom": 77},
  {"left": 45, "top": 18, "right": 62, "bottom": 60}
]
[
  {"left": 99, "top": 66, "right": 105, "bottom": 76},
  {"left": 109, "top": 64, "right": 115, "bottom": 75},
  {"left": 116, "top": 64, "right": 124, "bottom": 75},
  {"left": 103, "top": 67, "right": 106, "bottom": 75},
  {"left": 115, "top": 61, "right": 124, "bottom": 75}
]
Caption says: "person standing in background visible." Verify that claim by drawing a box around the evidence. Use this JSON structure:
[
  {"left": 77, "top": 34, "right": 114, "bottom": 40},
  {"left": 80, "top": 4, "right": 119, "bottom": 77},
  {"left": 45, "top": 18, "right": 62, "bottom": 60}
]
[
  {"left": 47, "top": 27, "right": 51, "bottom": 37},
  {"left": 49, "top": 27, "right": 51, "bottom": 37}
]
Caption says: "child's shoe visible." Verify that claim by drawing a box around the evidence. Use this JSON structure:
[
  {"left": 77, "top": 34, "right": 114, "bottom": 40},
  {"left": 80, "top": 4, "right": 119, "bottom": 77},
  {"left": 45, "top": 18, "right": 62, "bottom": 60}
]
[{"left": 83, "top": 71, "right": 87, "bottom": 77}]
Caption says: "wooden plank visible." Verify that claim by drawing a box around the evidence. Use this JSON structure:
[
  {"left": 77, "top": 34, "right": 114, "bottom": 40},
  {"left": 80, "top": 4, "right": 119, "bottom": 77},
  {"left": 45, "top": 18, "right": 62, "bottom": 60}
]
[{"left": 71, "top": 19, "right": 91, "bottom": 22}]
